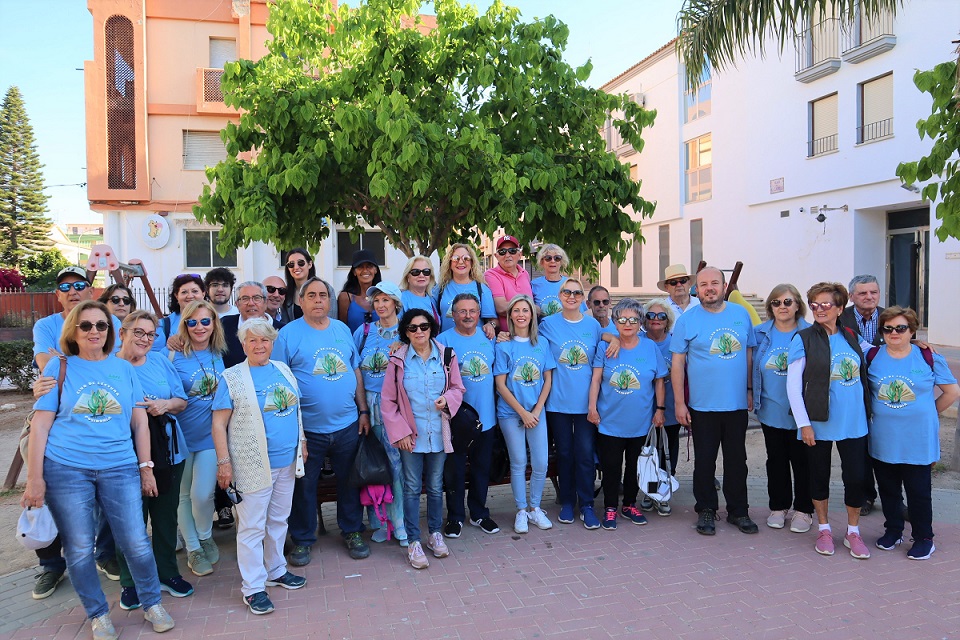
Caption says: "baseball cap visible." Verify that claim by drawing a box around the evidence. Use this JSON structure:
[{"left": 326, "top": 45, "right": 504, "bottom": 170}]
[
  {"left": 17, "top": 505, "right": 58, "bottom": 550},
  {"left": 56, "top": 266, "right": 91, "bottom": 284},
  {"left": 496, "top": 235, "right": 520, "bottom": 249}
]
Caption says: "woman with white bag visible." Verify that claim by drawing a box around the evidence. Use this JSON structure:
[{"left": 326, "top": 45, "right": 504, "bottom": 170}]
[{"left": 587, "top": 299, "right": 667, "bottom": 531}]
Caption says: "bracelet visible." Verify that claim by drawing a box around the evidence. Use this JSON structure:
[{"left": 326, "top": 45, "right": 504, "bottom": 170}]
[
  {"left": 747, "top": 388, "right": 753, "bottom": 391},
  {"left": 217, "top": 456, "right": 231, "bottom": 466},
  {"left": 359, "top": 410, "right": 370, "bottom": 416},
  {"left": 656, "top": 406, "right": 666, "bottom": 411}
]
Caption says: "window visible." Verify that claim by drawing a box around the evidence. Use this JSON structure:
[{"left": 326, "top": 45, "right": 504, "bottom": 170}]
[
  {"left": 658, "top": 225, "right": 670, "bottom": 280},
  {"left": 808, "top": 93, "right": 838, "bottom": 156},
  {"left": 842, "top": 5, "right": 895, "bottom": 58},
  {"left": 684, "top": 134, "right": 712, "bottom": 203},
  {"left": 631, "top": 235, "right": 642, "bottom": 287},
  {"left": 106, "top": 15, "right": 136, "bottom": 189},
  {"left": 183, "top": 130, "right": 227, "bottom": 170},
  {"left": 690, "top": 219, "right": 703, "bottom": 270},
  {"left": 185, "top": 230, "right": 237, "bottom": 268},
  {"left": 609, "top": 256, "right": 619, "bottom": 288},
  {"left": 858, "top": 73, "right": 893, "bottom": 143},
  {"left": 209, "top": 38, "right": 237, "bottom": 69},
  {"left": 684, "top": 67, "right": 712, "bottom": 123},
  {"left": 337, "top": 230, "right": 386, "bottom": 267}
]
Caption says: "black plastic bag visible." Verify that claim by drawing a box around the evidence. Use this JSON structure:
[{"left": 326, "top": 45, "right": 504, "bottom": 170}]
[
  {"left": 349, "top": 432, "right": 392, "bottom": 487},
  {"left": 147, "top": 413, "right": 178, "bottom": 495}
]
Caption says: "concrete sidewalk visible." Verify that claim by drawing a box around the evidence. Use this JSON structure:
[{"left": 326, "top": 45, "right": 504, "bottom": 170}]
[{"left": 3, "top": 476, "right": 960, "bottom": 640}]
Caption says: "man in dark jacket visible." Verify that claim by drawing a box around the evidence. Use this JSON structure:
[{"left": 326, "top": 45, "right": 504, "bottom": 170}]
[{"left": 221, "top": 280, "right": 284, "bottom": 368}]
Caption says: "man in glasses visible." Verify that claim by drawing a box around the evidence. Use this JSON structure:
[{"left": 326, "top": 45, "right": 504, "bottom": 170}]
[
  {"left": 263, "top": 276, "right": 288, "bottom": 324},
  {"left": 587, "top": 286, "right": 617, "bottom": 335},
  {"left": 204, "top": 267, "right": 239, "bottom": 318},
  {"left": 484, "top": 235, "right": 533, "bottom": 332},
  {"left": 221, "top": 281, "right": 284, "bottom": 368},
  {"left": 658, "top": 264, "right": 700, "bottom": 318}
]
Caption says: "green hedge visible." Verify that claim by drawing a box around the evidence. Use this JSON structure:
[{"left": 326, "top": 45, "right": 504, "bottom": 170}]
[{"left": 0, "top": 340, "right": 36, "bottom": 392}]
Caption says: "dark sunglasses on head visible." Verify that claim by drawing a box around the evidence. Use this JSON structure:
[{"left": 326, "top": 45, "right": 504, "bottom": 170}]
[
  {"left": 497, "top": 247, "right": 520, "bottom": 256},
  {"left": 645, "top": 311, "right": 668, "bottom": 321},
  {"left": 406, "top": 322, "right": 432, "bottom": 334},
  {"left": 771, "top": 298, "right": 794, "bottom": 308},
  {"left": 186, "top": 317, "right": 213, "bottom": 328},
  {"left": 77, "top": 320, "right": 110, "bottom": 332},
  {"left": 265, "top": 285, "right": 288, "bottom": 295},
  {"left": 665, "top": 277, "right": 690, "bottom": 287},
  {"left": 542, "top": 255, "right": 563, "bottom": 263},
  {"left": 616, "top": 317, "right": 640, "bottom": 325},
  {"left": 409, "top": 268, "right": 432, "bottom": 277},
  {"left": 809, "top": 301, "right": 835, "bottom": 311},
  {"left": 286, "top": 259, "right": 308, "bottom": 269},
  {"left": 591, "top": 299, "right": 611, "bottom": 307},
  {"left": 109, "top": 296, "right": 133, "bottom": 305},
  {"left": 881, "top": 324, "right": 910, "bottom": 334},
  {"left": 58, "top": 281, "right": 89, "bottom": 292}
]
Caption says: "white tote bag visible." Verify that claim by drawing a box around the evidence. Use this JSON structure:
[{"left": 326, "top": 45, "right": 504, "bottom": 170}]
[{"left": 637, "top": 426, "right": 679, "bottom": 504}]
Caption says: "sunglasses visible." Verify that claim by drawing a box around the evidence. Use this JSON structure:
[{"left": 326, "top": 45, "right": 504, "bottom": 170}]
[
  {"left": 130, "top": 328, "right": 157, "bottom": 340},
  {"left": 237, "top": 295, "right": 265, "bottom": 304},
  {"left": 58, "top": 281, "right": 89, "bottom": 292},
  {"left": 497, "top": 248, "right": 520, "bottom": 256},
  {"left": 451, "top": 255, "right": 472, "bottom": 263},
  {"left": 645, "top": 311, "right": 668, "bottom": 321},
  {"left": 286, "top": 259, "right": 308, "bottom": 269},
  {"left": 665, "top": 277, "right": 690, "bottom": 287},
  {"left": 560, "top": 289, "right": 583, "bottom": 297},
  {"left": 406, "top": 322, "right": 432, "bottom": 333},
  {"left": 542, "top": 255, "right": 563, "bottom": 263},
  {"left": 809, "top": 301, "right": 835, "bottom": 311},
  {"left": 77, "top": 320, "right": 110, "bottom": 333},
  {"left": 109, "top": 295, "right": 133, "bottom": 305},
  {"left": 771, "top": 298, "right": 794, "bottom": 308},
  {"left": 881, "top": 324, "right": 910, "bottom": 334},
  {"left": 265, "top": 285, "right": 288, "bottom": 295},
  {"left": 409, "top": 268, "right": 432, "bottom": 277},
  {"left": 592, "top": 299, "right": 611, "bottom": 307},
  {"left": 616, "top": 317, "right": 641, "bottom": 325},
  {"left": 186, "top": 317, "right": 213, "bottom": 328}
]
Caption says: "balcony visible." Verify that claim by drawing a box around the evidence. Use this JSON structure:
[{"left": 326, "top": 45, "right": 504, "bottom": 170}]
[
  {"left": 807, "top": 134, "right": 838, "bottom": 158},
  {"left": 195, "top": 68, "right": 237, "bottom": 115},
  {"left": 842, "top": 9, "right": 896, "bottom": 63},
  {"left": 857, "top": 117, "right": 893, "bottom": 144},
  {"left": 794, "top": 18, "right": 841, "bottom": 83}
]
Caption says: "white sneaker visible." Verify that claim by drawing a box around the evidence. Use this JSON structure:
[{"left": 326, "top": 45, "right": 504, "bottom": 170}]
[
  {"left": 767, "top": 509, "right": 788, "bottom": 529},
  {"left": 514, "top": 510, "right": 529, "bottom": 534},
  {"left": 790, "top": 511, "right": 814, "bottom": 533},
  {"left": 527, "top": 507, "right": 553, "bottom": 530}
]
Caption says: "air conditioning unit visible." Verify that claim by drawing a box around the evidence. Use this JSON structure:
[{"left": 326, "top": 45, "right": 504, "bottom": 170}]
[{"left": 631, "top": 92, "right": 645, "bottom": 106}]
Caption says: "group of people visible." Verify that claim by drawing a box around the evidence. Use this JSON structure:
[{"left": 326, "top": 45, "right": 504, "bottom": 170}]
[{"left": 18, "top": 238, "right": 958, "bottom": 638}]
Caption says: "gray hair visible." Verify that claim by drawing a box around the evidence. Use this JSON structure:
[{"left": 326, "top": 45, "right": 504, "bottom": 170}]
[
  {"left": 298, "top": 276, "right": 334, "bottom": 299},
  {"left": 237, "top": 317, "right": 278, "bottom": 343},
  {"left": 848, "top": 274, "right": 878, "bottom": 292},
  {"left": 642, "top": 298, "right": 676, "bottom": 333},
  {"left": 587, "top": 285, "right": 609, "bottom": 302},
  {"left": 536, "top": 243, "right": 570, "bottom": 270},
  {"left": 236, "top": 280, "right": 267, "bottom": 298},
  {"left": 612, "top": 297, "right": 644, "bottom": 322}
]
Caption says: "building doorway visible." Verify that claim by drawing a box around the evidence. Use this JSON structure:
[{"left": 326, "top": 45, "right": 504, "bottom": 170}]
[{"left": 886, "top": 208, "right": 930, "bottom": 327}]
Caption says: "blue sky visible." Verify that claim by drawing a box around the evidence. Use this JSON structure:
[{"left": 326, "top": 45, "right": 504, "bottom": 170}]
[{"left": 0, "top": 0, "right": 684, "bottom": 226}]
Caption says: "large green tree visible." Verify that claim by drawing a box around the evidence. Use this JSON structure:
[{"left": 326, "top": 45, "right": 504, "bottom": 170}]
[
  {"left": 0, "top": 86, "right": 52, "bottom": 265},
  {"left": 195, "top": 0, "right": 656, "bottom": 270}
]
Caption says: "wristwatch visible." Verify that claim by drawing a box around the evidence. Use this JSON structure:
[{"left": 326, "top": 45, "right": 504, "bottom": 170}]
[{"left": 138, "top": 461, "right": 154, "bottom": 469}]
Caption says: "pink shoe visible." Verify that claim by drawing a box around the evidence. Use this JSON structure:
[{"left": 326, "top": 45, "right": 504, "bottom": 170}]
[
  {"left": 815, "top": 530, "right": 835, "bottom": 556},
  {"left": 844, "top": 532, "right": 871, "bottom": 559}
]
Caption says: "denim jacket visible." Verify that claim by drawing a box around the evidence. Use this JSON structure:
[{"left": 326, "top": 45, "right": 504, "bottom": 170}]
[{"left": 752, "top": 318, "right": 810, "bottom": 412}]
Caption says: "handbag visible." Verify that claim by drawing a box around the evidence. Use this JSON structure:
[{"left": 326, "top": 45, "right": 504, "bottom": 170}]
[
  {"left": 19, "top": 355, "right": 67, "bottom": 463},
  {"left": 349, "top": 431, "right": 393, "bottom": 487},
  {"left": 637, "top": 426, "right": 680, "bottom": 504},
  {"left": 441, "top": 346, "right": 482, "bottom": 452}
]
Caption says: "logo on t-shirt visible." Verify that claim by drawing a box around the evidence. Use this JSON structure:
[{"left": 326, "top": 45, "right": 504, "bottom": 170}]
[
  {"left": 188, "top": 374, "right": 218, "bottom": 398},
  {"left": 608, "top": 365, "right": 641, "bottom": 395},
  {"left": 263, "top": 383, "right": 298, "bottom": 417},
  {"left": 830, "top": 356, "right": 860, "bottom": 386},
  {"left": 512, "top": 357, "right": 542, "bottom": 387},
  {"left": 875, "top": 375, "right": 916, "bottom": 409},
  {"left": 72, "top": 384, "right": 123, "bottom": 423},
  {"left": 764, "top": 349, "right": 789, "bottom": 376},
  {"left": 360, "top": 350, "right": 389, "bottom": 378},
  {"left": 541, "top": 298, "right": 562, "bottom": 316},
  {"left": 708, "top": 330, "right": 742, "bottom": 359},
  {"left": 558, "top": 341, "right": 589, "bottom": 370},
  {"left": 460, "top": 353, "right": 491, "bottom": 382},
  {"left": 313, "top": 348, "right": 349, "bottom": 380}
]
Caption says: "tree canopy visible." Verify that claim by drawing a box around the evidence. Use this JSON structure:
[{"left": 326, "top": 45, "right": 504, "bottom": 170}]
[{"left": 194, "top": 0, "right": 656, "bottom": 271}]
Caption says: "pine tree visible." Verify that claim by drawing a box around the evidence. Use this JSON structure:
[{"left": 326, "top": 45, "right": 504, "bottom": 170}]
[{"left": 0, "top": 86, "right": 52, "bottom": 266}]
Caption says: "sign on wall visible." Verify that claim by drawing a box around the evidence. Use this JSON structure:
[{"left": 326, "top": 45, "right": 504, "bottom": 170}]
[{"left": 143, "top": 214, "right": 171, "bottom": 249}]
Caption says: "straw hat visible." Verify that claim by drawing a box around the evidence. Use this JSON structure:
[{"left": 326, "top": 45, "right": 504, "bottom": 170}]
[{"left": 657, "top": 264, "right": 694, "bottom": 292}]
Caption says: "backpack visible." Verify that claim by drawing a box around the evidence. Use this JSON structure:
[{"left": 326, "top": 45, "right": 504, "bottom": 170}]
[
  {"left": 359, "top": 484, "right": 394, "bottom": 540},
  {"left": 865, "top": 345, "right": 935, "bottom": 370}
]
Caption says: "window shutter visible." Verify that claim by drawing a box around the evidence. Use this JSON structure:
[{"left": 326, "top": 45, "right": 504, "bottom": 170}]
[
  {"left": 813, "top": 94, "right": 838, "bottom": 140},
  {"left": 209, "top": 39, "right": 237, "bottom": 69},
  {"left": 183, "top": 131, "right": 227, "bottom": 170},
  {"left": 862, "top": 74, "right": 893, "bottom": 126}
]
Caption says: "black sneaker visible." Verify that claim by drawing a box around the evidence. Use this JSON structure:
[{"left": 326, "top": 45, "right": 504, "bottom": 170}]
[
  {"left": 696, "top": 509, "right": 717, "bottom": 536},
  {"left": 444, "top": 520, "right": 463, "bottom": 538},
  {"left": 119, "top": 586, "right": 141, "bottom": 611},
  {"left": 159, "top": 575, "right": 194, "bottom": 597},
  {"left": 243, "top": 591, "right": 275, "bottom": 615},
  {"left": 216, "top": 506, "right": 235, "bottom": 530},
  {"left": 859, "top": 499, "right": 875, "bottom": 516},
  {"left": 32, "top": 570, "right": 65, "bottom": 600},
  {"left": 97, "top": 557, "right": 121, "bottom": 581},
  {"left": 289, "top": 544, "right": 311, "bottom": 566},
  {"left": 345, "top": 532, "right": 371, "bottom": 559},
  {"left": 470, "top": 517, "right": 500, "bottom": 534},
  {"left": 876, "top": 530, "right": 903, "bottom": 551},
  {"left": 266, "top": 571, "right": 306, "bottom": 590},
  {"left": 726, "top": 514, "right": 759, "bottom": 534}
]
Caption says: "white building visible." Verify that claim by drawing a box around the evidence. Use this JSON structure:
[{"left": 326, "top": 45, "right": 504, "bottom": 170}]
[{"left": 599, "top": 0, "right": 960, "bottom": 347}]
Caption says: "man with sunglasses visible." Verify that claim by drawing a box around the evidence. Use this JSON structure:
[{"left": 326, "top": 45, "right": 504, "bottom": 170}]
[
  {"left": 658, "top": 264, "right": 700, "bottom": 318},
  {"left": 587, "top": 286, "right": 617, "bottom": 336},
  {"left": 263, "top": 276, "right": 288, "bottom": 324},
  {"left": 484, "top": 235, "right": 533, "bottom": 332}
]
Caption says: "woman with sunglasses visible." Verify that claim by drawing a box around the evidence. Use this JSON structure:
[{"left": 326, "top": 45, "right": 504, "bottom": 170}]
[
  {"left": 530, "top": 244, "right": 585, "bottom": 317},
  {"left": 382, "top": 310, "right": 465, "bottom": 569},
  {"left": 494, "top": 295, "right": 556, "bottom": 534},
  {"left": 753, "top": 284, "right": 814, "bottom": 534},
  {"left": 338, "top": 250, "right": 382, "bottom": 332},
  {"left": 21, "top": 300, "right": 175, "bottom": 638},
  {"left": 435, "top": 243, "right": 497, "bottom": 339},
  {"left": 99, "top": 283, "right": 137, "bottom": 321},
  {"left": 281, "top": 248, "right": 317, "bottom": 323},
  {"left": 787, "top": 282, "right": 872, "bottom": 559},
  {"left": 399, "top": 255, "right": 439, "bottom": 322},
  {"left": 154, "top": 274, "right": 206, "bottom": 352},
  {"left": 641, "top": 299, "right": 678, "bottom": 516},
  {"left": 866, "top": 307, "right": 958, "bottom": 560},
  {"left": 485, "top": 236, "right": 533, "bottom": 333},
  {"left": 588, "top": 298, "right": 667, "bottom": 530},
  {"left": 539, "top": 277, "right": 618, "bottom": 529},
  {"left": 168, "top": 300, "right": 227, "bottom": 576}
]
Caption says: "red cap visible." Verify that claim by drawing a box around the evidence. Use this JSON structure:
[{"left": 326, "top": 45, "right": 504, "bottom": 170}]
[{"left": 496, "top": 235, "right": 520, "bottom": 249}]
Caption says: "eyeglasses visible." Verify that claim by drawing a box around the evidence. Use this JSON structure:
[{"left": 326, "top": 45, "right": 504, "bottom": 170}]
[
  {"left": 454, "top": 309, "right": 479, "bottom": 316},
  {"left": 771, "top": 298, "right": 795, "bottom": 308},
  {"left": 591, "top": 299, "right": 611, "bottom": 307},
  {"left": 207, "top": 282, "right": 230, "bottom": 288},
  {"left": 541, "top": 255, "right": 563, "bottom": 263},
  {"left": 130, "top": 328, "right": 157, "bottom": 340},
  {"left": 409, "top": 268, "right": 432, "bottom": 277},
  {"left": 265, "top": 285, "right": 288, "bottom": 295},
  {"left": 77, "top": 320, "right": 109, "bottom": 333},
  {"left": 809, "top": 301, "right": 835, "bottom": 311},
  {"left": 645, "top": 311, "right": 668, "bottom": 321},
  {"left": 881, "top": 324, "right": 910, "bottom": 334},
  {"left": 616, "top": 317, "right": 641, "bottom": 325},
  {"left": 451, "top": 255, "right": 472, "bottom": 264},
  {"left": 497, "top": 248, "right": 520, "bottom": 256},
  {"left": 286, "top": 259, "right": 308, "bottom": 269},
  {"left": 109, "top": 296, "right": 133, "bottom": 305},
  {"left": 406, "top": 322, "right": 432, "bottom": 333},
  {"left": 560, "top": 289, "right": 583, "bottom": 298},
  {"left": 186, "top": 317, "right": 213, "bottom": 328},
  {"left": 58, "top": 281, "right": 89, "bottom": 292},
  {"left": 238, "top": 295, "right": 265, "bottom": 304},
  {"left": 665, "top": 277, "right": 689, "bottom": 287}
]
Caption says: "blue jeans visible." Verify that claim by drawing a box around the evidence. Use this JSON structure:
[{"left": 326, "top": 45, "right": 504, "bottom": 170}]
[
  {"left": 43, "top": 458, "right": 161, "bottom": 619},
  {"left": 500, "top": 414, "right": 549, "bottom": 510},
  {"left": 547, "top": 412, "right": 596, "bottom": 510},
  {"left": 290, "top": 423, "right": 363, "bottom": 546},
  {"left": 399, "top": 450, "right": 445, "bottom": 542},
  {"left": 178, "top": 449, "right": 217, "bottom": 552},
  {"left": 36, "top": 512, "right": 114, "bottom": 574}
]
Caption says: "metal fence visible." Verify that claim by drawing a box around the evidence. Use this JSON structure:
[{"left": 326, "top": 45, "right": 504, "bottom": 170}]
[{"left": 0, "top": 290, "right": 58, "bottom": 327}]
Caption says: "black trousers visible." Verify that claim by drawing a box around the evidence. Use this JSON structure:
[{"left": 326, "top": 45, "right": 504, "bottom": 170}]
[
  {"left": 658, "top": 424, "right": 680, "bottom": 476},
  {"left": 806, "top": 436, "right": 866, "bottom": 508},
  {"left": 597, "top": 433, "right": 643, "bottom": 509},
  {"left": 762, "top": 425, "right": 813, "bottom": 513},
  {"left": 690, "top": 409, "right": 749, "bottom": 517},
  {"left": 444, "top": 427, "right": 495, "bottom": 523},
  {"left": 873, "top": 459, "right": 934, "bottom": 540}
]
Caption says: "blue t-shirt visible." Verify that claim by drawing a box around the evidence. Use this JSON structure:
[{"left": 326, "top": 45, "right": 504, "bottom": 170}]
[
  {"left": 403, "top": 344, "right": 447, "bottom": 454},
  {"left": 354, "top": 322, "right": 399, "bottom": 394},
  {"left": 531, "top": 277, "right": 588, "bottom": 317},
  {"left": 757, "top": 328, "right": 797, "bottom": 430},
  {"left": 494, "top": 337, "right": 556, "bottom": 420},
  {"left": 670, "top": 304, "right": 756, "bottom": 412},
  {"left": 275, "top": 318, "right": 359, "bottom": 434},
  {"left": 35, "top": 356, "right": 144, "bottom": 470},
  {"left": 33, "top": 312, "right": 123, "bottom": 359},
  {"left": 132, "top": 352, "right": 189, "bottom": 465},
  {"left": 400, "top": 290, "right": 438, "bottom": 322},
  {"left": 434, "top": 281, "right": 497, "bottom": 332},
  {"left": 344, "top": 298, "right": 379, "bottom": 334},
  {"left": 600, "top": 323, "right": 619, "bottom": 338},
  {"left": 169, "top": 348, "right": 225, "bottom": 452},
  {"left": 867, "top": 346, "right": 956, "bottom": 465},
  {"left": 592, "top": 338, "right": 667, "bottom": 438},
  {"left": 212, "top": 362, "right": 300, "bottom": 469},
  {"left": 152, "top": 312, "right": 181, "bottom": 353},
  {"left": 788, "top": 332, "right": 868, "bottom": 441},
  {"left": 437, "top": 328, "right": 496, "bottom": 430},
  {"left": 651, "top": 335, "right": 677, "bottom": 427},
  {"left": 539, "top": 314, "right": 603, "bottom": 414}
]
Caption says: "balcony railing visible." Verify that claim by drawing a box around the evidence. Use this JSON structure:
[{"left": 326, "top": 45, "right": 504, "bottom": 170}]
[
  {"left": 795, "top": 18, "right": 841, "bottom": 82},
  {"left": 858, "top": 117, "right": 893, "bottom": 144},
  {"left": 195, "top": 68, "right": 237, "bottom": 114},
  {"left": 842, "top": 8, "right": 896, "bottom": 62},
  {"left": 807, "top": 134, "right": 838, "bottom": 157}
]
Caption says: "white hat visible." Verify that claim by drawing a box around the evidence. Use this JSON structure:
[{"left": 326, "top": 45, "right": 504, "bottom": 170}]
[
  {"left": 657, "top": 264, "right": 694, "bottom": 292},
  {"left": 17, "top": 505, "right": 58, "bottom": 550}
]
